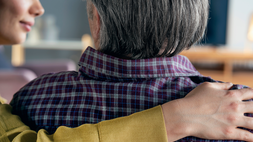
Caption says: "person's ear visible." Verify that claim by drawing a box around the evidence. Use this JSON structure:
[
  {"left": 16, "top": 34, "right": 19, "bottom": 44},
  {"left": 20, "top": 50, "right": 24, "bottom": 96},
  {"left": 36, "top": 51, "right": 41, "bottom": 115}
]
[{"left": 92, "top": 7, "right": 101, "bottom": 40}]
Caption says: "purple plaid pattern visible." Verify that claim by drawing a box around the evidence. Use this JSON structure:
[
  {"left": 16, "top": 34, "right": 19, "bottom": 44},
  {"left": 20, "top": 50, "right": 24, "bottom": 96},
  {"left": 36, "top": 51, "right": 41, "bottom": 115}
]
[{"left": 11, "top": 47, "right": 251, "bottom": 141}]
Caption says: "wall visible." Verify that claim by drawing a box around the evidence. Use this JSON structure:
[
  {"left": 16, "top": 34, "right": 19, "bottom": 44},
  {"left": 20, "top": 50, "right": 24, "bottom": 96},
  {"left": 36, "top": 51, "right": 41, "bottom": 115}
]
[
  {"left": 227, "top": 0, "right": 253, "bottom": 50},
  {"left": 39, "top": 0, "right": 90, "bottom": 40}
]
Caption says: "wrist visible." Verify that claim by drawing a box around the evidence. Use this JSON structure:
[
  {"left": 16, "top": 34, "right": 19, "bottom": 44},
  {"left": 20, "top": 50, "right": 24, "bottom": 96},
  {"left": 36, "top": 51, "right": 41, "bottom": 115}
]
[{"left": 161, "top": 99, "right": 191, "bottom": 141}]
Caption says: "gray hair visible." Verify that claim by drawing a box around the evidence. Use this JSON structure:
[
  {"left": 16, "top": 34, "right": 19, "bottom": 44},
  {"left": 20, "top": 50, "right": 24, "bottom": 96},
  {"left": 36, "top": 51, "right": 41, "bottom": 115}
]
[{"left": 88, "top": 0, "right": 209, "bottom": 59}]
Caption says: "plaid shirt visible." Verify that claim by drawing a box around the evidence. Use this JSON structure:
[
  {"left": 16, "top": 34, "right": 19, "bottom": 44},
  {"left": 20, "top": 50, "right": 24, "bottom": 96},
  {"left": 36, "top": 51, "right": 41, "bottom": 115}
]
[{"left": 11, "top": 47, "right": 251, "bottom": 142}]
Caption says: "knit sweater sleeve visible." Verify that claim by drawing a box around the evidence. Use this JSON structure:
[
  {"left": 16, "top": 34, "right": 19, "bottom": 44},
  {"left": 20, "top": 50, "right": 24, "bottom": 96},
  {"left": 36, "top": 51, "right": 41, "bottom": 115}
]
[{"left": 0, "top": 104, "right": 167, "bottom": 142}]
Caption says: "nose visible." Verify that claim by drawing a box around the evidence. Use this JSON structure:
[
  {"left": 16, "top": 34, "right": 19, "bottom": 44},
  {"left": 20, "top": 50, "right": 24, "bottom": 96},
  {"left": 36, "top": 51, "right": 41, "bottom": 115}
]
[{"left": 29, "top": 0, "right": 45, "bottom": 17}]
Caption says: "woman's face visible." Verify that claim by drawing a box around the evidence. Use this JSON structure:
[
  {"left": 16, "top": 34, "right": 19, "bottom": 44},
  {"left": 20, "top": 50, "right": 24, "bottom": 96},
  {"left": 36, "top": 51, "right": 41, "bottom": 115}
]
[{"left": 0, "top": 0, "right": 44, "bottom": 45}]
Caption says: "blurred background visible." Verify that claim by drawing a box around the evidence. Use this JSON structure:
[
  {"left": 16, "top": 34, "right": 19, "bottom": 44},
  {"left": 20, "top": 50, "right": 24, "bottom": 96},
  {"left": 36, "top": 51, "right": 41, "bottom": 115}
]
[
  {"left": 2, "top": 0, "right": 90, "bottom": 65},
  {"left": 2, "top": 0, "right": 253, "bottom": 63},
  {"left": 1, "top": 0, "right": 253, "bottom": 102}
]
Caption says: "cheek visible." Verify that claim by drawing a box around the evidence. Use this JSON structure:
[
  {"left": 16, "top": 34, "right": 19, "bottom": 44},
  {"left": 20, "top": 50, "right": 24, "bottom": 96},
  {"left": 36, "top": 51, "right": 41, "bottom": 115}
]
[
  {"left": 5, "top": 0, "right": 27, "bottom": 18},
  {"left": 0, "top": 1, "right": 24, "bottom": 24},
  {"left": 0, "top": 0, "right": 29, "bottom": 44},
  {"left": 0, "top": 28, "right": 26, "bottom": 44},
  {"left": 0, "top": 13, "right": 11, "bottom": 42},
  {"left": 0, "top": 15, "right": 27, "bottom": 44}
]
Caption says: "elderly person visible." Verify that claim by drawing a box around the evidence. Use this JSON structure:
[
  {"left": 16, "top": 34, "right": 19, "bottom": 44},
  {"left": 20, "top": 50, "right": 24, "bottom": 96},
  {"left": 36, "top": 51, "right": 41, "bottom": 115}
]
[{"left": 1, "top": 0, "right": 253, "bottom": 142}]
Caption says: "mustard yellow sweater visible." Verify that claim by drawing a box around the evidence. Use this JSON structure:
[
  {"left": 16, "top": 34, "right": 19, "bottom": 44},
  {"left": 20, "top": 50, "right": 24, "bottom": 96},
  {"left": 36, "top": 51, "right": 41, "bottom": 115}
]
[{"left": 0, "top": 104, "right": 167, "bottom": 142}]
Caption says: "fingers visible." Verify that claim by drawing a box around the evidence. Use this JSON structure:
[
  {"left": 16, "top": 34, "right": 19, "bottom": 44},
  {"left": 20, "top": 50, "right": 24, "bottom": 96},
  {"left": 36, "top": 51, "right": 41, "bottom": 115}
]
[
  {"left": 209, "top": 82, "right": 233, "bottom": 90},
  {"left": 238, "top": 116, "right": 253, "bottom": 131},
  {"left": 232, "top": 88, "right": 253, "bottom": 100},
  {"left": 228, "top": 128, "right": 253, "bottom": 141},
  {"left": 241, "top": 88, "right": 253, "bottom": 100},
  {"left": 243, "top": 101, "right": 253, "bottom": 113},
  {"left": 199, "top": 83, "right": 253, "bottom": 100}
]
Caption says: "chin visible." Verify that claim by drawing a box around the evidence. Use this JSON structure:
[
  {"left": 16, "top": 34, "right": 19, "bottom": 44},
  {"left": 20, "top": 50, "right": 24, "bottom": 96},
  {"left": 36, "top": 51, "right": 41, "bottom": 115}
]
[
  {"left": 0, "top": 40, "right": 22, "bottom": 45},
  {"left": 1, "top": 35, "right": 26, "bottom": 45},
  {"left": 11, "top": 36, "right": 26, "bottom": 44},
  {"left": 0, "top": 32, "right": 27, "bottom": 44}
]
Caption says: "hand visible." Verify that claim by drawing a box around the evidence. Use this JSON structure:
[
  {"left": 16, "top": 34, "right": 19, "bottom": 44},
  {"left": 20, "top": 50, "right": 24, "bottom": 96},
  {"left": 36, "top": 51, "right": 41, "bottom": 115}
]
[{"left": 162, "top": 82, "right": 253, "bottom": 142}]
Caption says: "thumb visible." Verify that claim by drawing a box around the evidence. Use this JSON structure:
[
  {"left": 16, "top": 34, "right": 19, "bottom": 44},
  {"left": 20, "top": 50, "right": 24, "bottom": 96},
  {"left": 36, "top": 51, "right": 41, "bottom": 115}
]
[{"left": 212, "top": 82, "right": 233, "bottom": 90}]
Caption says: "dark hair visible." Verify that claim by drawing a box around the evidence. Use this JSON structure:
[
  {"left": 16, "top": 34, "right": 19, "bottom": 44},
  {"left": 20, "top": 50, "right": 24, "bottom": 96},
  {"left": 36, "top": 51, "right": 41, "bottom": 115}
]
[{"left": 89, "top": 0, "right": 209, "bottom": 59}]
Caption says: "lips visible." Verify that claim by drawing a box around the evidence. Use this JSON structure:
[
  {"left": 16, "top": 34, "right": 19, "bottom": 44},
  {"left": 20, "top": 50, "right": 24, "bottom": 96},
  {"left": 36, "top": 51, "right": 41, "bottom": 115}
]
[{"left": 20, "top": 21, "right": 34, "bottom": 32}]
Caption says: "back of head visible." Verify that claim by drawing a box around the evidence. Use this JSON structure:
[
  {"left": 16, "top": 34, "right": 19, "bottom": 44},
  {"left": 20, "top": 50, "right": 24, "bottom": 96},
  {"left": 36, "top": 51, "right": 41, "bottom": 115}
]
[{"left": 89, "top": 0, "right": 209, "bottom": 59}]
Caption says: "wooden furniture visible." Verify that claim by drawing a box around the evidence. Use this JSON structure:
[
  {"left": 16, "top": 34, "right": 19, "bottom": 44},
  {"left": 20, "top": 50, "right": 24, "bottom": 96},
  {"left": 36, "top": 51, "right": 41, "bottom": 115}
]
[
  {"left": 180, "top": 46, "right": 253, "bottom": 87},
  {"left": 11, "top": 34, "right": 93, "bottom": 66},
  {"left": 11, "top": 40, "right": 83, "bottom": 66}
]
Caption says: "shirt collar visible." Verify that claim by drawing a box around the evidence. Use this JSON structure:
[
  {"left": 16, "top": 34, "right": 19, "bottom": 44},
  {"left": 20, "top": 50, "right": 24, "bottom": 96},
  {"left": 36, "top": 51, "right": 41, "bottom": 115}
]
[{"left": 78, "top": 47, "right": 200, "bottom": 79}]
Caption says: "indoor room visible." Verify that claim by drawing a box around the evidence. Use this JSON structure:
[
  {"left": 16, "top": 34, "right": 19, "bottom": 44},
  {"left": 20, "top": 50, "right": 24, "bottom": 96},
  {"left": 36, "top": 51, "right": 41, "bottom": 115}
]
[
  {"left": 2, "top": 0, "right": 253, "bottom": 141},
  {"left": 1, "top": 0, "right": 253, "bottom": 102}
]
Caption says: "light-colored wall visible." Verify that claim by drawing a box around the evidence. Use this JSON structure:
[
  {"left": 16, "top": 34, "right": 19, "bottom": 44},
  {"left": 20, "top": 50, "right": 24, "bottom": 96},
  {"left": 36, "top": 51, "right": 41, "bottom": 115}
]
[{"left": 227, "top": 0, "right": 253, "bottom": 50}]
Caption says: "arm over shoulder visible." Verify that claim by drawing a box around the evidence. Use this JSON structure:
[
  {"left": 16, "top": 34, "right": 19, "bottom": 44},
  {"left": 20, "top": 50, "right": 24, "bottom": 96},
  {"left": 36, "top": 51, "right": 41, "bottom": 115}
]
[{"left": 0, "top": 104, "right": 167, "bottom": 142}]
